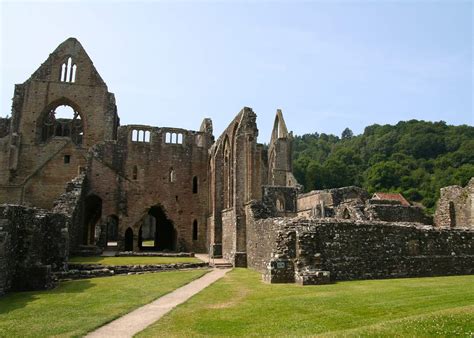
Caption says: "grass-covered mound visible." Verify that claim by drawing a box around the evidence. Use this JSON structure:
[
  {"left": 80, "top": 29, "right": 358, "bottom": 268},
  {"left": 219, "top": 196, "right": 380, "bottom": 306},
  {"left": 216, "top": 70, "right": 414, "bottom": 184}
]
[
  {"left": 139, "top": 269, "right": 474, "bottom": 337},
  {"left": 0, "top": 269, "right": 208, "bottom": 337}
]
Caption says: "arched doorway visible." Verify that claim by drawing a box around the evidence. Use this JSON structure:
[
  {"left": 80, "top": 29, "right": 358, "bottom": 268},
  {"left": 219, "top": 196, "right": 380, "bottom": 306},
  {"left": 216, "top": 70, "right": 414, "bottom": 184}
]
[
  {"left": 124, "top": 227, "right": 134, "bottom": 251},
  {"left": 138, "top": 205, "right": 176, "bottom": 251},
  {"left": 83, "top": 194, "right": 102, "bottom": 245}
]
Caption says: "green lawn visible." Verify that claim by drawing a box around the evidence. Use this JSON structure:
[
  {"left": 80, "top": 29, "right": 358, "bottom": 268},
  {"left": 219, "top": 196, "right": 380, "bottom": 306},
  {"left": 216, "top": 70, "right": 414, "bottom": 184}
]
[
  {"left": 69, "top": 256, "right": 201, "bottom": 265},
  {"left": 138, "top": 269, "right": 474, "bottom": 337},
  {"left": 0, "top": 270, "right": 208, "bottom": 337}
]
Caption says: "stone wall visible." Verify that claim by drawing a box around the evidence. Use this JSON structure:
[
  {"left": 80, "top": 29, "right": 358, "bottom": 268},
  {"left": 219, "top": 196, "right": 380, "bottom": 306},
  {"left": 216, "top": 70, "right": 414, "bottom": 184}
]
[
  {"left": 0, "top": 38, "right": 118, "bottom": 209},
  {"left": 0, "top": 205, "right": 69, "bottom": 295},
  {"left": 434, "top": 178, "right": 473, "bottom": 228},
  {"left": 52, "top": 173, "right": 87, "bottom": 253},
  {"left": 365, "top": 202, "right": 432, "bottom": 224},
  {"left": 245, "top": 201, "right": 283, "bottom": 273},
  {"left": 0, "top": 117, "right": 10, "bottom": 138},
  {"left": 246, "top": 213, "right": 474, "bottom": 284}
]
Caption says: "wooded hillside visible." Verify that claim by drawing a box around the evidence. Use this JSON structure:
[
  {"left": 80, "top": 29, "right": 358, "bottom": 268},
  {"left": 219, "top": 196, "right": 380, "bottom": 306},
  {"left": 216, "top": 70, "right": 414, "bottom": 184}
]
[{"left": 292, "top": 120, "right": 474, "bottom": 212}]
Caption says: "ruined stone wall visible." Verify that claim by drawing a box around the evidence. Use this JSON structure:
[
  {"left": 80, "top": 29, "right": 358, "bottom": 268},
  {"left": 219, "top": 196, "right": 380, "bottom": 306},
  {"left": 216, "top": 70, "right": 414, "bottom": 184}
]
[
  {"left": 245, "top": 201, "right": 285, "bottom": 273},
  {"left": 297, "top": 220, "right": 473, "bottom": 281},
  {"left": 86, "top": 124, "right": 212, "bottom": 253},
  {"left": 208, "top": 107, "right": 259, "bottom": 265},
  {"left": 297, "top": 186, "right": 369, "bottom": 218},
  {"left": 365, "top": 202, "right": 432, "bottom": 224},
  {"left": 434, "top": 178, "right": 473, "bottom": 228},
  {"left": 0, "top": 205, "right": 69, "bottom": 295},
  {"left": 0, "top": 117, "right": 10, "bottom": 138},
  {"left": 52, "top": 174, "right": 87, "bottom": 252},
  {"left": 262, "top": 185, "right": 298, "bottom": 217},
  {"left": 0, "top": 38, "right": 118, "bottom": 210},
  {"left": 246, "top": 214, "right": 474, "bottom": 283}
]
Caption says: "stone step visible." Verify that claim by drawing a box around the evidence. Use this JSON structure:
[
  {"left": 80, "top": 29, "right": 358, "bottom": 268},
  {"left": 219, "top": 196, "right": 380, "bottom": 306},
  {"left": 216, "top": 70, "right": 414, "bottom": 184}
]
[{"left": 211, "top": 262, "right": 233, "bottom": 269}]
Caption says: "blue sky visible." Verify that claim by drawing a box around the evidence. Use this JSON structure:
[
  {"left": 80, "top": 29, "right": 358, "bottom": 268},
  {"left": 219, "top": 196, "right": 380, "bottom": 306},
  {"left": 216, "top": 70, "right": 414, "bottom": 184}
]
[{"left": 1, "top": 1, "right": 472, "bottom": 142}]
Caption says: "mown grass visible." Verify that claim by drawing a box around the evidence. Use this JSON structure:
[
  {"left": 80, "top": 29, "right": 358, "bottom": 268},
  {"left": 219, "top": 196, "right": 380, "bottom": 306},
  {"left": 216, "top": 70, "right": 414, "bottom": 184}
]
[
  {"left": 138, "top": 269, "right": 474, "bottom": 337},
  {"left": 69, "top": 256, "right": 201, "bottom": 265},
  {"left": 0, "top": 269, "right": 208, "bottom": 337}
]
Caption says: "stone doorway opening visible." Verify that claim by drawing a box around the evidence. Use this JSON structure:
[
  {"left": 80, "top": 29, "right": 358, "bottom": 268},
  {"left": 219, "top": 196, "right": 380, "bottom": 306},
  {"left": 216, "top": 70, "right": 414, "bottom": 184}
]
[
  {"left": 124, "top": 227, "right": 134, "bottom": 251},
  {"left": 83, "top": 194, "right": 102, "bottom": 245},
  {"left": 138, "top": 205, "right": 176, "bottom": 251}
]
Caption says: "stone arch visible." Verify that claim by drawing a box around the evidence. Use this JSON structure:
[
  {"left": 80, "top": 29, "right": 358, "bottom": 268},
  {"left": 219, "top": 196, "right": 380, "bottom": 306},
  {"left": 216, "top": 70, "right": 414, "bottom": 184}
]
[
  {"left": 124, "top": 227, "right": 134, "bottom": 251},
  {"left": 139, "top": 205, "right": 176, "bottom": 251},
  {"left": 39, "top": 98, "right": 85, "bottom": 145},
  {"left": 83, "top": 194, "right": 102, "bottom": 245}
]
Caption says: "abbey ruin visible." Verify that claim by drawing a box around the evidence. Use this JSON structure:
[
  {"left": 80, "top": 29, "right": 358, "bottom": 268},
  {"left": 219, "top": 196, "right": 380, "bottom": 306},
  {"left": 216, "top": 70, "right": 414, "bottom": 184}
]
[{"left": 0, "top": 38, "right": 473, "bottom": 293}]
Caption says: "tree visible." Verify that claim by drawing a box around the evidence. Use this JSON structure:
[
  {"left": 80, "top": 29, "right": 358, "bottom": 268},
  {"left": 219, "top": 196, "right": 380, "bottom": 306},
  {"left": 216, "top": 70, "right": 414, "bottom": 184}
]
[{"left": 341, "top": 127, "right": 354, "bottom": 139}]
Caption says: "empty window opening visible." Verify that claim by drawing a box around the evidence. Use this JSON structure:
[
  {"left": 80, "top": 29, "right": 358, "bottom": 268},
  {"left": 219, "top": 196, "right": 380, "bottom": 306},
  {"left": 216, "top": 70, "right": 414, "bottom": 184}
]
[
  {"left": 132, "top": 165, "right": 138, "bottom": 180},
  {"left": 192, "top": 220, "right": 198, "bottom": 241},
  {"left": 449, "top": 201, "right": 456, "bottom": 227},
  {"left": 169, "top": 168, "right": 175, "bottom": 182},
  {"left": 60, "top": 57, "right": 77, "bottom": 83},
  {"left": 192, "top": 176, "right": 198, "bottom": 194},
  {"left": 276, "top": 197, "right": 285, "bottom": 212},
  {"left": 124, "top": 227, "right": 134, "bottom": 251},
  {"left": 71, "top": 64, "right": 77, "bottom": 82},
  {"left": 64, "top": 155, "right": 71, "bottom": 164},
  {"left": 131, "top": 129, "right": 151, "bottom": 143},
  {"left": 106, "top": 215, "right": 119, "bottom": 247},
  {"left": 343, "top": 208, "right": 350, "bottom": 219},
  {"left": 41, "top": 104, "right": 83, "bottom": 145},
  {"left": 164, "top": 131, "right": 183, "bottom": 144}
]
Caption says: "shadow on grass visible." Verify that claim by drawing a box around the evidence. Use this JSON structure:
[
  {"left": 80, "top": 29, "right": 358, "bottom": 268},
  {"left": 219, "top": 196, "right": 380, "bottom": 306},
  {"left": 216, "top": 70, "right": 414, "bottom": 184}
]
[{"left": 0, "top": 278, "right": 94, "bottom": 315}]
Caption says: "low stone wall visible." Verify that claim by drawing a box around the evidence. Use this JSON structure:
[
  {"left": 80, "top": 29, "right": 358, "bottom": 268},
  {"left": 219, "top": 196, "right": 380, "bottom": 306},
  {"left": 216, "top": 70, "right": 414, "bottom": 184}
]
[
  {"left": 365, "top": 203, "right": 432, "bottom": 224},
  {"left": 116, "top": 251, "right": 195, "bottom": 257},
  {"left": 246, "top": 213, "right": 474, "bottom": 284},
  {"left": 57, "top": 262, "right": 208, "bottom": 280},
  {"left": 0, "top": 205, "right": 69, "bottom": 295},
  {"left": 298, "top": 220, "right": 473, "bottom": 281}
]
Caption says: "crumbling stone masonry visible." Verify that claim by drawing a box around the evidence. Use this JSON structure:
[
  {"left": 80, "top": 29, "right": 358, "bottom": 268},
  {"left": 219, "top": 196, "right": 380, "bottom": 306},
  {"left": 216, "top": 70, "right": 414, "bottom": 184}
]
[
  {"left": 0, "top": 37, "right": 472, "bottom": 290},
  {"left": 434, "top": 178, "right": 474, "bottom": 228},
  {"left": 0, "top": 205, "right": 69, "bottom": 295}
]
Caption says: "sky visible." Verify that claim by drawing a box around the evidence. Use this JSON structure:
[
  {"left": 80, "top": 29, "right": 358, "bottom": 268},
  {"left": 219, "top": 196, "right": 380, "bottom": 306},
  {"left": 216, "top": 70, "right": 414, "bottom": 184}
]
[{"left": 0, "top": 0, "right": 472, "bottom": 142}]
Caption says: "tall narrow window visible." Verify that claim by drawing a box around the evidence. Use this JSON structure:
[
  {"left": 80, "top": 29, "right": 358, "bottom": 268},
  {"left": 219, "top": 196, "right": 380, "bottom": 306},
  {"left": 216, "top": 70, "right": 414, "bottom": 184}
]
[
  {"left": 449, "top": 201, "right": 456, "bottom": 227},
  {"left": 192, "top": 176, "right": 198, "bottom": 194},
  {"left": 177, "top": 133, "right": 183, "bottom": 144},
  {"left": 169, "top": 168, "right": 175, "bottom": 182},
  {"left": 192, "top": 220, "right": 198, "bottom": 240},
  {"left": 60, "top": 63, "right": 66, "bottom": 82},
  {"left": 132, "top": 165, "right": 138, "bottom": 180},
  {"left": 71, "top": 64, "right": 77, "bottom": 82}
]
